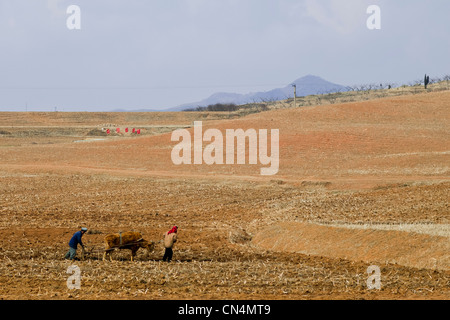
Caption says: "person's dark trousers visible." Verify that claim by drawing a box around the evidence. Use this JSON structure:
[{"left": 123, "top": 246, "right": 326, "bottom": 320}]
[
  {"left": 163, "top": 248, "right": 173, "bottom": 262},
  {"left": 64, "top": 247, "right": 77, "bottom": 260}
]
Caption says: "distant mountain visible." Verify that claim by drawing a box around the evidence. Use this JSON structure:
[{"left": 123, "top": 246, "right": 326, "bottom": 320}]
[{"left": 171, "top": 75, "right": 348, "bottom": 111}]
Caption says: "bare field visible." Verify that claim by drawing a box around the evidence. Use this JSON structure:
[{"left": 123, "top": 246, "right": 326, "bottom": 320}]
[{"left": 0, "top": 91, "right": 449, "bottom": 300}]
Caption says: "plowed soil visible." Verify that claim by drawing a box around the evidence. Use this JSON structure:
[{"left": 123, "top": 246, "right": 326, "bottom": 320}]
[{"left": 0, "top": 91, "right": 449, "bottom": 300}]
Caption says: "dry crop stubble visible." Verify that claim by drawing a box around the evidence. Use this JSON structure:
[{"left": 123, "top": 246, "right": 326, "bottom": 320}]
[
  {"left": 0, "top": 171, "right": 448, "bottom": 299},
  {"left": 1, "top": 249, "right": 448, "bottom": 300},
  {"left": 0, "top": 91, "right": 449, "bottom": 299}
]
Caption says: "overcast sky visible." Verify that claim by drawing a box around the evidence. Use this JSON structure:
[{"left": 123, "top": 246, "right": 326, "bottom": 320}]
[{"left": 0, "top": 0, "right": 449, "bottom": 111}]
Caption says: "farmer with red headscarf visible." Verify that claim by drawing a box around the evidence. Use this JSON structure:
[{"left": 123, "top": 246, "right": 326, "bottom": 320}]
[{"left": 163, "top": 225, "right": 178, "bottom": 262}]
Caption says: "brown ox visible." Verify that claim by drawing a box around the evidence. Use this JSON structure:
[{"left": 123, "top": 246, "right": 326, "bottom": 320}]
[{"left": 103, "top": 231, "right": 155, "bottom": 262}]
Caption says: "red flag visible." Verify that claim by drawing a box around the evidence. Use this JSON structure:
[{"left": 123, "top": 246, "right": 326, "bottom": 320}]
[
  {"left": 116, "top": 128, "right": 120, "bottom": 133},
  {"left": 125, "top": 128, "right": 128, "bottom": 133},
  {"left": 137, "top": 129, "right": 141, "bottom": 134},
  {"left": 132, "top": 128, "right": 135, "bottom": 133},
  {"left": 106, "top": 129, "right": 110, "bottom": 134}
]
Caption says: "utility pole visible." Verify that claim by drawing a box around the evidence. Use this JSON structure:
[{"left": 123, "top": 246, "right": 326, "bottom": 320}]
[{"left": 291, "top": 84, "right": 297, "bottom": 108}]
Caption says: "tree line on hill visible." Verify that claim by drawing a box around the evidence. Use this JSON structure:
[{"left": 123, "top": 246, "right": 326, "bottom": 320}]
[{"left": 183, "top": 102, "right": 268, "bottom": 113}]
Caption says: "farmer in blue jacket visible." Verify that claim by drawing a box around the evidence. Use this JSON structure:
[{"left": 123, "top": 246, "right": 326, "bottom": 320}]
[{"left": 64, "top": 227, "right": 88, "bottom": 260}]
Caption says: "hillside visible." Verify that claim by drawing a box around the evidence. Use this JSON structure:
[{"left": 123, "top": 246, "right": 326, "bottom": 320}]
[
  {"left": 0, "top": 89, "right": 448, "bottom": 300},
  {"left": 2, "top": 90, "right": 448, "bottom": 189}
]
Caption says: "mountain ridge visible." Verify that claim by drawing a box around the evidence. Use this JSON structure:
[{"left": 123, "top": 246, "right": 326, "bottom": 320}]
[
  {"left": 113, "top": 75, "right": 347, "bottom": 112},
  {"left": 170, "top": 75, "right": 347, "bottom": 111}
]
